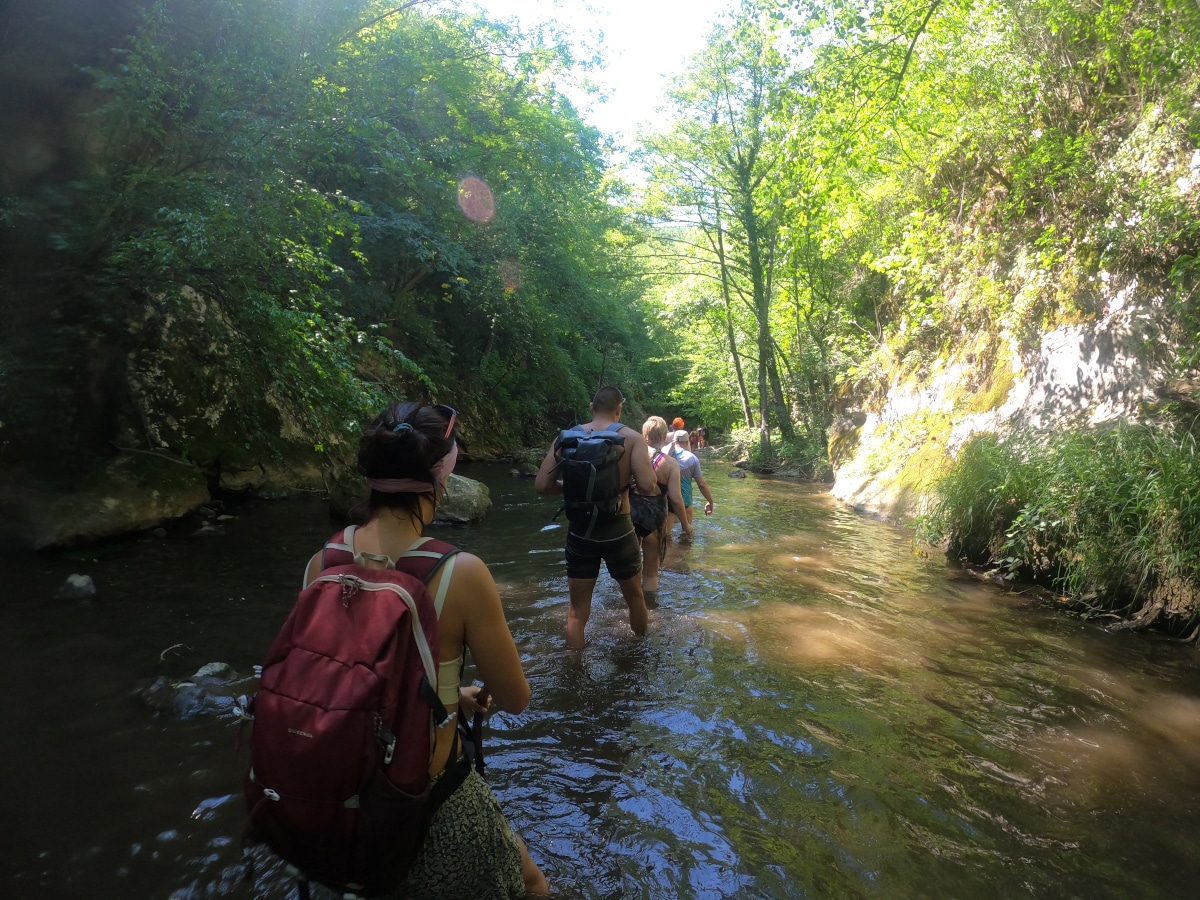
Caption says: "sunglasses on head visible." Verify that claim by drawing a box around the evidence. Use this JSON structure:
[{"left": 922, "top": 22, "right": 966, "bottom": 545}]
[{"left": 433, "top": 404, "right": 457, "bottom": 439}]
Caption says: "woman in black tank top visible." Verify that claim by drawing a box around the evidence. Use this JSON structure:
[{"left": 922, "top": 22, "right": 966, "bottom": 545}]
[{"left": 637, "top": 416, "right": 691, "bottom": 606}]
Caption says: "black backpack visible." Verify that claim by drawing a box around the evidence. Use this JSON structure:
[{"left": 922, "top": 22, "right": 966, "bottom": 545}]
[
  {"left": 629, "top": 452, "right": 668, "bottom": 538},
  {"left": 554, "top": 422, "right": 627, "bottom": 537}
]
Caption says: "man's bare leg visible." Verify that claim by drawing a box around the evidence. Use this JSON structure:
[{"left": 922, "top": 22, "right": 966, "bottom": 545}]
[
  {"left": 615, "top": 575, "right": 649, "bottom": 636},
  {"left": 565, "top": 577, "right": 596, "bottom": 649}
]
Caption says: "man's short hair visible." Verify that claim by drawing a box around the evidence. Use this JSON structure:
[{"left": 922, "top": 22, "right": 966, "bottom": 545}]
[
  {"left": 591, "top": 386, "right": 625, "bottom": 414},
  {"left": 673, "top": 430, "right": 689, "bottom": 444}
]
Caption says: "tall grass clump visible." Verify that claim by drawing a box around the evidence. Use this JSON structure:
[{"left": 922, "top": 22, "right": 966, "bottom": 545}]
[{"left": 922, "top": 423, "right": 1200, "bottom": 633}]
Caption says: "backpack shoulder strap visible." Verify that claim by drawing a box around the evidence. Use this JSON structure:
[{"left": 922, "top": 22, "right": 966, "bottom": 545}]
[
  {"left": 399, "top": 537, "right": 461, "bottom": 618},
  {"left": 430, "top": 555, "right": 457, "bottom": 617},
  {"left": 321, "top": 524, "right": 406, "bottom": 571},
  {"left": 318, "top": 525, "right": 357, "bottom": 571},
  {"left": 401, "top": 535, "right": 438, "bottom": 557}
]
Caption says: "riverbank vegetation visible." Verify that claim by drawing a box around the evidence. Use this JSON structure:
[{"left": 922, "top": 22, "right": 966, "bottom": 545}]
[
  {"left": 637, "top": 0, "right": 1200, "bottom": 473},
  {"left": 921, "top": 424, "right": 1200, "bottom": 634},
  {"left": 1, "top": 0, "right": 656, "bottom": 470},
  {"left": 3, "top": 0, "right": 1200, "bottom": 624}
]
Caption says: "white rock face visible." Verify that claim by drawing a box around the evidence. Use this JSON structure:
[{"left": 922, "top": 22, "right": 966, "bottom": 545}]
[{"left": 832, "top": 284, "right": 1173, "bottom": 521}]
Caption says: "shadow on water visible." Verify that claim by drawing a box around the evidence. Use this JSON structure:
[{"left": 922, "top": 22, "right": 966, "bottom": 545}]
[{"left": 4, "top": 463, "right": 1200, "bottom": 898}]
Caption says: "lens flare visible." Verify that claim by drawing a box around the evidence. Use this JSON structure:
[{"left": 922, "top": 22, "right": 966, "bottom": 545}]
[
  {"left": 457, "top": 176, "right": 495, "bottom": 223},
  {"left": 498, "top": 258, "right": 523, "bottom": 293}
]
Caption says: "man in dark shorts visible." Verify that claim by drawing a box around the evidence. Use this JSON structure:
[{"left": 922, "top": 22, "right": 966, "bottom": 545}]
[{"left": 535, "top": 386, "right": 659, "bottom": 649}]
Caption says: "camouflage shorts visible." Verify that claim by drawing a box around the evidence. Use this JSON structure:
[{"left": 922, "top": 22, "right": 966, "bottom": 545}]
[{"left": 397, "top": 768, "right": 526, "bottom": 900}]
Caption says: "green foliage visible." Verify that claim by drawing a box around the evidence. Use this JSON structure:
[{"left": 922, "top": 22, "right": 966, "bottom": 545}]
[
  {"left": 639, "top": 11, "right": 864, "bottom": 466},
  {"left": 922, "top": 424, "right": 1200, "bottom": 628},
  {"left": 728, "top": 424, "right": 833, "bottom": 480},
  {"left": 1, "top": 0, "right": 666, "bottom": 468},
  {"left": 634, "top": 0, "right": 1200, "bottom": 483},
  {"left": 6, "top": 0, "right": 1200, "bottom": 502},
  {"left": 782, "top": 0, "right": 1200, "bottom": 374}
]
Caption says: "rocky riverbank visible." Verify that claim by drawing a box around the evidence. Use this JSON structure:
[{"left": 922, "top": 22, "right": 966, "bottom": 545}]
[
  {"left": 0, "top": 450, "right": 494, "bottom": 551},
  {"left": 829, "top": 284, "right": 1171, "bottom": 524}
]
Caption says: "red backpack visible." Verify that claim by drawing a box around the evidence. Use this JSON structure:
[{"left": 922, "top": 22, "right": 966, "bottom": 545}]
[{"left": 242, "top": 528, "right": 472, "bottom": 898}]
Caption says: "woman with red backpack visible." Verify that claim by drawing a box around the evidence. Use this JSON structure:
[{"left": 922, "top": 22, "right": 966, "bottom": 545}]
[{"left": 299, "top": 402, "right": 548, "bottom": 898}]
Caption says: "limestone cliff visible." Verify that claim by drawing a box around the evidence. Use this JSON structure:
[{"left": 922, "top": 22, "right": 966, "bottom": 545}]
[{"left": 830, "top": 277, "right": 1174, "bottom": 523}]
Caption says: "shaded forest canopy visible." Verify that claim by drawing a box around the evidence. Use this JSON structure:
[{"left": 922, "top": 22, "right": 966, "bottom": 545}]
[
  {"left": 1, "top": 0, "right": 662, "bottom": 471},
  {"left": 3, "top": 0, "right": 1200, "bottom": 625}
]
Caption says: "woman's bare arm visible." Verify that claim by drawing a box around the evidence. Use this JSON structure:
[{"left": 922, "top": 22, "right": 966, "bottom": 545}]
[
  {"left": 456, "top": 553, "right": 531, "bottom": 713},
  {"left": 665, "top": 461, "right": 692, "bottom": 537},
  {"left": 303, "top": 551, "right": 322, "bottom": 588}
]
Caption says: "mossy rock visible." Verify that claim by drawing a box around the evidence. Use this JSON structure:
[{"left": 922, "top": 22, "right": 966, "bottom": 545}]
[
  {"left": 963, "top": 354, "right": 1016, "bottom": 415},
  {"left": 828, "top": 414, "right": 865, "bottom": 467},
  {"left": 2, "top": 453, "right": 210, "bottom": 550}
]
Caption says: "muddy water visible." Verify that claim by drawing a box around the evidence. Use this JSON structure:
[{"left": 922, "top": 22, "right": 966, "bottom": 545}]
[{"left": 3, "top": 462, "right": 1200, "bottom": 899}]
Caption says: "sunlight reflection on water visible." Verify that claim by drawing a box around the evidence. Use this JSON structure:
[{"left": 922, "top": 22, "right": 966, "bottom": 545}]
[{"left": 3, "top": 463, "right": 1200, "bottom": 898}]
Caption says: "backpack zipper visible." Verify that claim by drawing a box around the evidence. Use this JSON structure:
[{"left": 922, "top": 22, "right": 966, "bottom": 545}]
[{"left": 309, "top": 573, "right": 439, "bottom": 708}]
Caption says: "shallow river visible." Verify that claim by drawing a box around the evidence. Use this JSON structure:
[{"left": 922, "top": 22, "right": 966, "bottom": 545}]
[{"left": 4, "top": 462, "right": 1200, "bottom": 899}]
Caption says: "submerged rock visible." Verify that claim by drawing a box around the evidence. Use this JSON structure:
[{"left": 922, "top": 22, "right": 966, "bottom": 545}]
[
  {"left": 53, "top": 574, "right": 97, "bottom": 601},
  {"left": 136, "top": 662, "right": 255, "bottom": 721}
]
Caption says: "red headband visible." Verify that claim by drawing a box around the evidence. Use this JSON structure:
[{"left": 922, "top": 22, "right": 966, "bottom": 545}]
[{"left": 365, "top": 440, "right": 458, "bottom": 494}]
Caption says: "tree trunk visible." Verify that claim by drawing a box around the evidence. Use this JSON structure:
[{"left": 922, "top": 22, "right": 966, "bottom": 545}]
[
  {"left": 767, "top": 343, "right": 795, "bottom": 443},
  {"left": 740, "top": 179, "right": 772, "bottom": 462},
  {"left": 712, "top": 195, "right": 754, "bottom": 429}
]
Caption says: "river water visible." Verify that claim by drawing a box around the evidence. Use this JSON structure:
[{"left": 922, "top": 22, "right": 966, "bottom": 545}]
[{"left": 3, "top": 462, "right": 1200, "bottom": 899}]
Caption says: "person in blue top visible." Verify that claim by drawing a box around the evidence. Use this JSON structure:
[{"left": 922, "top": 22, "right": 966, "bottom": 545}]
[{"left": 662, "top": 429, "right": 714, "bottom": 538}]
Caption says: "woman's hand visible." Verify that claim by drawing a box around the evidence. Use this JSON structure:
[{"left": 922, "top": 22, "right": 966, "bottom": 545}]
[{"left": 459, "top": 684, "right": 491, "bottom": 716}]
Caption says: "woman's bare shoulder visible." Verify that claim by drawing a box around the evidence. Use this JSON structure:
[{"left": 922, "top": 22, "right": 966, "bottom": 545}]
[{"left": 444, "top": 551, "right": 497, "bottom": 594}]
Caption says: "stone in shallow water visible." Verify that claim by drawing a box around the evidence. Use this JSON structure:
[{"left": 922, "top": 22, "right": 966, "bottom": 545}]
[
  {"left": 5, "top": 454, "right": 210, "bottom": 550},
  {"left": 435, "top": 474, "right": 492, "bottom": 523},
  {"left": 192, "top": 662, "right": 238, "bottom": 681},
  {"left": 52, "top": 573, "right": 96, "bottom": 601},
  {"left": 135, "top": 662, "right": 252, "bottom": 720}
]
